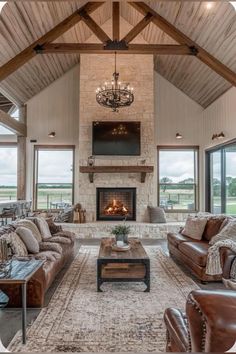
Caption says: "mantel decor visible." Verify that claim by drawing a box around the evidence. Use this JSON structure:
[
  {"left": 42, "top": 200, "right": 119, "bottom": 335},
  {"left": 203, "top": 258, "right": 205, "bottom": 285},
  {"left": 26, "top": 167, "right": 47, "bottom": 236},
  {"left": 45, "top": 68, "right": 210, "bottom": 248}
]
[{"left": 96, "top": 52, "right": 134, "bottom": 112}]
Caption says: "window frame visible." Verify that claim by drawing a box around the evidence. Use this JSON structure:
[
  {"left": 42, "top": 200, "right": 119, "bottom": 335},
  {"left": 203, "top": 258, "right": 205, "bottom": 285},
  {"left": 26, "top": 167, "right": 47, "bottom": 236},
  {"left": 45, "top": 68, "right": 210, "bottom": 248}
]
[
  {"left": 157, "top": 145, "right": 199, "bottom": 213},
  {"left": 0, "top": 142, "right": 18, "bottom": 201},
  {"left": 33, "top": 145, "right": 75, "bottom": 211},
  {"left": 205, "top": 138, "right": 236, "bottom": 214}
]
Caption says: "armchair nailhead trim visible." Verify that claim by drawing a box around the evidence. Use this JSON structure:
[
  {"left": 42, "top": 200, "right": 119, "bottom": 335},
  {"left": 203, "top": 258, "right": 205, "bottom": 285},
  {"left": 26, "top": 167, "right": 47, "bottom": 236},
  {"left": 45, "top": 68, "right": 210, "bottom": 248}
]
[{"left": 187, "top": 294, "right": 207, "bottom": 352}]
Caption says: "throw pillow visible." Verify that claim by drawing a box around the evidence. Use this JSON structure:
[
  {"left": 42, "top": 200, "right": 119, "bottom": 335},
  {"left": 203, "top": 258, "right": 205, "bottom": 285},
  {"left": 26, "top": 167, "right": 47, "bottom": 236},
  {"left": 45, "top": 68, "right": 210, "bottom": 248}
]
[
  {"left": 46, "top": 218, "right": 62, "bottom": 235},
  {"left": 147, "top": 206, "right": 166, "bottom": 223},
  {"left": 15, "top": 219, "right": 42, "bottom": 242},
  {"left": 2, "top": 232, "right": 28, "bottom": 257},
  {"left": 55, "top": 207, "right": 74, "bottom": 223},
  {"left": 209, "top": 221, "right": 236, "bottom": 245},
  {"left": 16, "top": 227, "right": 39, "bottom": 254},
  {"left": 181, "top": 217, "right": 207, "bottom": 240},
  {"left": 202, "top": 216, "right": 226, "bottom": 241},
  {"left": 35, "top": 217, "right": 52, "bottom": 240}
]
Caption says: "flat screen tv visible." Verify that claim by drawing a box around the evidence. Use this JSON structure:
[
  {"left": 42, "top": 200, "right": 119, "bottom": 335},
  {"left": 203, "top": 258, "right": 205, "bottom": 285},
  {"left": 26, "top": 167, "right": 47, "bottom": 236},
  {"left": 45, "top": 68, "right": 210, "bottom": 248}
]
[{"left": 92, "top": 121, "right": 141, "bottom": 156}]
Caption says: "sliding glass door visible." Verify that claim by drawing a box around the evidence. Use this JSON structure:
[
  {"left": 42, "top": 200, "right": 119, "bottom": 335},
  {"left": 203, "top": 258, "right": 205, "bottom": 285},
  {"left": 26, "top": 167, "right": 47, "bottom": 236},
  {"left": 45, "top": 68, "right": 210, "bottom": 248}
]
[{"left": 207, "top": 141, "right": 236, "bottom": 215}]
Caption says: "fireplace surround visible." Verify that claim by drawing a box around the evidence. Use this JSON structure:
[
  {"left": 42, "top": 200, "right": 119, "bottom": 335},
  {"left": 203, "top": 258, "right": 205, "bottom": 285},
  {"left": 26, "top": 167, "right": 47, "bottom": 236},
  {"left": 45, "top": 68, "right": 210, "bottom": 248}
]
[{"left": 96, "top": 188, "right": 136, "bottom": 221}]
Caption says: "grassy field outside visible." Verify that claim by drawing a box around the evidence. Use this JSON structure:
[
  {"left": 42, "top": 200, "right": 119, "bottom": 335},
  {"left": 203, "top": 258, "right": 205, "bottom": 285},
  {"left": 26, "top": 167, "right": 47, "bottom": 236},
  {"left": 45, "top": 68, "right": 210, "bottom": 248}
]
[{"left": 0, "top": 185, "right": 72, "bottom": 210}]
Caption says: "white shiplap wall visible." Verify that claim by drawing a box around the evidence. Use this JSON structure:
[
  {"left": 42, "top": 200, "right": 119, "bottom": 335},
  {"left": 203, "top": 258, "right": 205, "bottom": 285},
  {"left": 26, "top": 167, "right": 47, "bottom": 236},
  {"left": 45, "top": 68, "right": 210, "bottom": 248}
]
[
  {"left": 25, "top": 65, "right": 80, "bottom": 201},
  {"left": 155, "top": 73, "right": 203, "bottom": 146}
]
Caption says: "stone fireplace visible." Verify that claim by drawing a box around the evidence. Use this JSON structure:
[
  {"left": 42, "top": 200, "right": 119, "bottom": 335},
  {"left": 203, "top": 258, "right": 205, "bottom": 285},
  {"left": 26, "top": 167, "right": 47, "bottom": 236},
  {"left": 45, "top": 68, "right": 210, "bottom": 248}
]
[
  {"left": 78, "top": 51, "right": 155, "bottom": 222},
  {"left": 97, "top": 188, "right": 136, "bottom": 221}
]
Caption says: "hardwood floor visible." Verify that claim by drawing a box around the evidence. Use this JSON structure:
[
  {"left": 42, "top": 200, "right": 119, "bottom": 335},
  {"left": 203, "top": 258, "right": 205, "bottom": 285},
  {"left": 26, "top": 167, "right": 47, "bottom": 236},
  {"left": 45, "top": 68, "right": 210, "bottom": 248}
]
[{"left": 0, "top": 238, "right": 225, "bottom": 348}]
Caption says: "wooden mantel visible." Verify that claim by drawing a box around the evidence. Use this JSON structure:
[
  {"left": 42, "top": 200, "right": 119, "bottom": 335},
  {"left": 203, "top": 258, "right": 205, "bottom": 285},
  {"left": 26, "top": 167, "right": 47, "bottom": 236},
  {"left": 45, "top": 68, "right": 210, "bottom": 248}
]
[{"left": 80, "top": 165, "right": 154, "bottom": 183}]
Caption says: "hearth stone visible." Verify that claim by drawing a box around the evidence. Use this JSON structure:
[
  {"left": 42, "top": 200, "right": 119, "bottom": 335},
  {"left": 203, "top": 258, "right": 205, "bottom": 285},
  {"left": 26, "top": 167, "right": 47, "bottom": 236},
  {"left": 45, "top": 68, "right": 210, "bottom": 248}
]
[{"left": 60, "top": 221, "right": 184, "bottom": 239}]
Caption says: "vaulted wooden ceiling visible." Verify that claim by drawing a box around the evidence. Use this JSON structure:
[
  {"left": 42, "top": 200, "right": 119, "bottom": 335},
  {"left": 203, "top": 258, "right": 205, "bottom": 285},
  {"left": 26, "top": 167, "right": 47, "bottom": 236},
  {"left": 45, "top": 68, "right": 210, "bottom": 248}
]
[{"left": 0, "top": 1, "right": 235, "bottom": 108}]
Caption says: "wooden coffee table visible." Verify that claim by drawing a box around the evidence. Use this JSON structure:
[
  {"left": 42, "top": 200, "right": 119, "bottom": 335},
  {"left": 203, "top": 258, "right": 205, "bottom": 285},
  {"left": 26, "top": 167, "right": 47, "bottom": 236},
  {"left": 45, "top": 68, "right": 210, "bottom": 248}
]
[{"left": 97, "top": 238, "right": 150, "bottom": 292}]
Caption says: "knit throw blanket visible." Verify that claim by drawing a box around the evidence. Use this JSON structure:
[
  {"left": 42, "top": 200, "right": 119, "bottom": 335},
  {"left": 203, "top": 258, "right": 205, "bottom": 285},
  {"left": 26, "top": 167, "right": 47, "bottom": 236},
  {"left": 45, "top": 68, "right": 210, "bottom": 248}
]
[{"left": 206, "top": 240, "right": 236, "bottom": 275}]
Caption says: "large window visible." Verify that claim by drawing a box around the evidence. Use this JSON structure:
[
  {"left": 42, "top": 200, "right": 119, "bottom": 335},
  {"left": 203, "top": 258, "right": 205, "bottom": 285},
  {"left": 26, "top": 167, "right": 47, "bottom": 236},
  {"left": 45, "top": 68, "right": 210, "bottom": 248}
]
[
  {"left": 34, "top": 146, "right": 74, "bottom": 210},
  {"left": 0, "top": 144, "right": 17, "bottom": 200},
  {"left": 157, "top": 146, "right": 199, "bottom": 212},
  {"left": 206, "top": 140, "right": 236, "bottom": 214}
]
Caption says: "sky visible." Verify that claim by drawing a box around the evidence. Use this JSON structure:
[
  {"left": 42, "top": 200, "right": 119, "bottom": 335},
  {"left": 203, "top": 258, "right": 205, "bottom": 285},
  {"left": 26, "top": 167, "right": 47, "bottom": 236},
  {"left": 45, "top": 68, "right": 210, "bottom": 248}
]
[{"left": 0, "top": 148, "right": 73, "bottom": 186}]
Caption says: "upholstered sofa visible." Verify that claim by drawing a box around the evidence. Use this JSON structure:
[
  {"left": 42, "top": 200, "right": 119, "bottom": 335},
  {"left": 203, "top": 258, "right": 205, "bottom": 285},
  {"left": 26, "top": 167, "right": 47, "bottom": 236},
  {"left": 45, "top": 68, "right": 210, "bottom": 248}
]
[
  {"left": 164, "top": 289, "right": 236, "bottom": 352},
  {"left": 0, "top": 218, "right": 75, "bottom": 307},
  {"left": 167, "top": 215, "right": 235, "bottom": 282}
]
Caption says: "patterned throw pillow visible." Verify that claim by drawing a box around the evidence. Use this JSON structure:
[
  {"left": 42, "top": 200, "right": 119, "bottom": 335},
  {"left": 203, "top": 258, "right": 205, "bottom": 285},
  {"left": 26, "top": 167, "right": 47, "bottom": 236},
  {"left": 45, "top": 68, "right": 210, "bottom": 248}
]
[
  {"left": 1, "top": 232, "right": 28, "bottom": 257},
  {"left": 46, "top": 218, "right": 63, "bottom": 235},
  {"left": 147, "top": 206, "right": 166, "bottom": 223},
  {"left": 16, "top": 227, "right": 39, "bottom": 254},
  {"left": 16, "top": 219, "right": 42, "bottom": 242},
  {"left": 181, "top": 217, "right": 208, "bottom": 240},
  {"left": 34, "top": 217, "right": 52, "bottom": 240}
]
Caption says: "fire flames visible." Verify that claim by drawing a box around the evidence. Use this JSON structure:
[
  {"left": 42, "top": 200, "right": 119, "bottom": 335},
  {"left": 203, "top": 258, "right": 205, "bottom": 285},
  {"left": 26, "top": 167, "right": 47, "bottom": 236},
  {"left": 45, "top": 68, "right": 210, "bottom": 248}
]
[{"left": 104, "top": 199, "right": 129, "bottom": 216}]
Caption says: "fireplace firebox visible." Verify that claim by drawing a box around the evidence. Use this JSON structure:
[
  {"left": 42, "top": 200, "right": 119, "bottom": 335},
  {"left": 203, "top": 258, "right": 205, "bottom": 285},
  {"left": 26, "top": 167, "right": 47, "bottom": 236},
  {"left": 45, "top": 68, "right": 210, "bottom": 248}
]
[{"left": 96, "top": 188, "right": 136, "bottom": 221}]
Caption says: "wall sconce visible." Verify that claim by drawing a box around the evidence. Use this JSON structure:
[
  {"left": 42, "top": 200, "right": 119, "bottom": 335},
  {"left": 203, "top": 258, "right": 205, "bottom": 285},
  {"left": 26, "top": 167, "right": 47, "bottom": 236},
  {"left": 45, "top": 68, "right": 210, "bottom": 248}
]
[
  {"left": 176, "top": 133, "right": 183, "bottom": 139},
  {"left": 212, "top": 132, "right": 225, "bottom": 141},
  {"left": 48, "top": 132, "right": 56, "bottom": 138}
]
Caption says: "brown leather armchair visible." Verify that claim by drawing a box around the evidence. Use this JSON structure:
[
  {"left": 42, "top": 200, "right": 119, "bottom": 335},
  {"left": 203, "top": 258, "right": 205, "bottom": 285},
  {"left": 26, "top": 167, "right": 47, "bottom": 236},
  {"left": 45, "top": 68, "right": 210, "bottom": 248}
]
[{"left": 164, "top": 289, "right": 236, "bottom": 352}]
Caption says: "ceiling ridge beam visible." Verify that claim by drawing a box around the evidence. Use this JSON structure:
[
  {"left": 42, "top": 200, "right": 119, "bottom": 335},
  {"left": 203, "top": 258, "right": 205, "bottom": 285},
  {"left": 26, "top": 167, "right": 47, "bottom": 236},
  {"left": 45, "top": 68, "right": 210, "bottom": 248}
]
[
  {"left": 122, "top": 12, "right": 153, "bottom": 44},
  {"left": 130, "top": 2, "right": 236, "bottom": 86},
  {"left": 40, "top": 43, "right": 192, "bottom": 55},
  {"left": 79, "top": 8, "right": 110, "bottom": 43},
  {"left": 112, "top": 2, "right": 120, "bottom": 41},
  {"left": 0, "top": 2, "right": 104, "bottom": 82},
  {"left": 0, "top": 110, "right": 26, "bottom": 136}
]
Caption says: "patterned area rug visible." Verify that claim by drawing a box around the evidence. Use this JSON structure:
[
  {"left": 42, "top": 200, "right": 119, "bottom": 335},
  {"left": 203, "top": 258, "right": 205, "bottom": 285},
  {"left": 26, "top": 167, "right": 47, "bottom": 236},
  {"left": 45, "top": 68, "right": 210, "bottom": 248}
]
[{"left": 8, "top": 246, "right": 199, "bottom": 352}]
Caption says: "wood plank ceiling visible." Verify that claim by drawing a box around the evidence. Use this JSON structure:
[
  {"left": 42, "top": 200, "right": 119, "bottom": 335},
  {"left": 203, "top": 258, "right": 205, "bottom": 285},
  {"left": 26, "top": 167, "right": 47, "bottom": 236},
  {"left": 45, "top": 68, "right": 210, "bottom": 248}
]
[{"left": 0, "top": 1, "right": 235, "bottom": 108}]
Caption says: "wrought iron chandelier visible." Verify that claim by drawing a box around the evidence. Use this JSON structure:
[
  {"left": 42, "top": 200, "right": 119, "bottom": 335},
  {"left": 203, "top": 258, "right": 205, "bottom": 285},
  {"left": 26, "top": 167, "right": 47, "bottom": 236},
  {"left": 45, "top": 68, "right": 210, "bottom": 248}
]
[{"left": 96, "top": 52, "right": 134, "bottom": 112}]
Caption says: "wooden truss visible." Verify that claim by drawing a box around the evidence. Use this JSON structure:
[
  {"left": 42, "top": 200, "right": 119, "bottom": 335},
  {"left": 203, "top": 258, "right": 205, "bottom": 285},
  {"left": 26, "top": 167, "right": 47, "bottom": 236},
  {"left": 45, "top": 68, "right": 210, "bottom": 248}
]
[{"left": 0, "top": 1, "right": 235, "bottom": 86}]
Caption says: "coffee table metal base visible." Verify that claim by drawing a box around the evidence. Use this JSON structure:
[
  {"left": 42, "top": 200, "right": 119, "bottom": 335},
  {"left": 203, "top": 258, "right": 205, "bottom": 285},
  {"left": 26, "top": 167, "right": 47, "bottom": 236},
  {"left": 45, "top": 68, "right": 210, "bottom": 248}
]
[{"left": 97, "top": 259, "right": 150, "bottom": 292}]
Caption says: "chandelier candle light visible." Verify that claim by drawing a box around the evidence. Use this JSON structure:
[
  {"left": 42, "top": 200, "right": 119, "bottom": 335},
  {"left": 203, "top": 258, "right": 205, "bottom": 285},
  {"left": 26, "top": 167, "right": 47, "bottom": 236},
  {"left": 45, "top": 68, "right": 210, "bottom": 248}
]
[{"left": 96, "top": 52, "right": 134, "bottom": 112}]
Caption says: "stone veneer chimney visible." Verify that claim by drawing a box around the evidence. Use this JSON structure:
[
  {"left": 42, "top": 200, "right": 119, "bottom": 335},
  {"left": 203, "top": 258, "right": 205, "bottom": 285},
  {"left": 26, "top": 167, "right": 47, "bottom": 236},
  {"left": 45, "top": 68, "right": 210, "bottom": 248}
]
[{"left": 78, "top": 53, "right": 156, "bottom": 222}]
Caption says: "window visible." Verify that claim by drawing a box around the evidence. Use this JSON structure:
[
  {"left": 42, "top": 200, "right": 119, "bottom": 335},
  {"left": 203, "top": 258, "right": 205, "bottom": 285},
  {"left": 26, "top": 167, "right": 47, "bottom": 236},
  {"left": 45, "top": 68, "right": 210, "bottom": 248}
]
[
  {"left": 157, "top": 146, "right": 199, "bottom": 212},
  {"left": 34, "top": 146, "right": 74, "bottom": 210},
  {"left": 206, "top": 140, "right": 236, "bottom": 215},
  {"left": 0, "top": 144, "right": 17, "bottom": 200}
]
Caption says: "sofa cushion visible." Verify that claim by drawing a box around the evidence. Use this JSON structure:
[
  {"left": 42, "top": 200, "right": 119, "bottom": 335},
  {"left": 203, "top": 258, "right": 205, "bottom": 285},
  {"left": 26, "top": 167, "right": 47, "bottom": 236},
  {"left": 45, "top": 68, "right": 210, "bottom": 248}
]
[
  {"left": 15, "top": 219, "right": 42, "bottom": 242},
  {"left": 147, "top": 206, "right": 166, "bottom": 223},
  {"left": 167, "top": 232, "right": 193, "bottom": 247},
  {"left": 178, "top": 241, "right": 209, "bottom": 267},
  {"left": 39, "top": 242, "right": 62, "bottom": 254},
  {"left": 202, "top": 216, "right": 226, "bottom": 241},
  {"left": 182, "top": 217, "right": 207, "bottom": 240},
  {"left": 16, "top": 226, "right": 39, "bottom": 254}
]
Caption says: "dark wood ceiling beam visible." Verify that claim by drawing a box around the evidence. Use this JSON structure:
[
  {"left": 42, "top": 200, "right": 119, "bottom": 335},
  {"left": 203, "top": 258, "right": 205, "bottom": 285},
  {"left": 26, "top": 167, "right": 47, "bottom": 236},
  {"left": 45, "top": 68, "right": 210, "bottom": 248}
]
[
  {"left": 122, "top": 12, "right": 153, "bottom": 44},
  {"left": 0, "top": 110, "right": 26, "bottom": 136},
  {"left": 40, "top": 43, "right": 192, "bottom": 55},
  {"left": 0, "top": 2, "right": 104, "bottom": 82},
  {"left": 112, "top": 2, "right": 120, "bottom": 41},
  {"left": 79, "top": 8, "right": 110, "bottom": 43},
  {"left": 130, "top": 2, "right": 236, "bottom": 86}
]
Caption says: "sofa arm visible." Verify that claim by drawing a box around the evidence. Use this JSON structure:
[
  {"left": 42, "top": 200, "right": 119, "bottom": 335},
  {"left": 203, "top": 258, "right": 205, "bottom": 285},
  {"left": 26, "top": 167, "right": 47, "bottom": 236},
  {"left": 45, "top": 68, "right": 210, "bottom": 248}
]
[
  {"left": 164, "top": 308, "right": 189, "bottom": 352},
  {"left": 220, "top": 248, "right": 236, "bottom": 279},
  {"left": 186, "top": 290, "right": 236, "bottom": 353}
]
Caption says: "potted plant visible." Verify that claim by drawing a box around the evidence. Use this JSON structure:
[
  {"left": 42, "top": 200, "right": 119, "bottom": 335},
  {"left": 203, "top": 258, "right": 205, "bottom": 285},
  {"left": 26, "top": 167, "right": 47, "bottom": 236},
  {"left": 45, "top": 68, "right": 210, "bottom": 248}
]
[{"left": 111, "top": 224, "right": 130, "bottom": 245}]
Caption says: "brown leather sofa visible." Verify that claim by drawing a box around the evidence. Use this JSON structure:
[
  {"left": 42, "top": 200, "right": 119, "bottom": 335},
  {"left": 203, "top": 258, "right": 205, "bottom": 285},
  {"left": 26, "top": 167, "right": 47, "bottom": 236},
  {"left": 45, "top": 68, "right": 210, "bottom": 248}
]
[
  {"left": 164, "top": 289, "right": 236, "bottom": 352},
  {"left": 0, "top": 221, "right": 75, "bottom": 308},
  {"left": 167, "top": 216, "right": 235, "bottom": 282}
]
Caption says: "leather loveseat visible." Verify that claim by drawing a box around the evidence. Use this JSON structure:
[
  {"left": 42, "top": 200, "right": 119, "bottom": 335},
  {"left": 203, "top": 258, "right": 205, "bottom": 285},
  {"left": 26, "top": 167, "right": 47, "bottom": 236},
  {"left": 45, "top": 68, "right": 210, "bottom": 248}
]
[
  {"left": 164, "top": 289, "right": 236, "bottom": 352},
  {"left": 167, "top": 216, "right": 235, "bottom": 282},
  {"left": 0, "top": 219, "right": 75, "bottom": 307}
]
